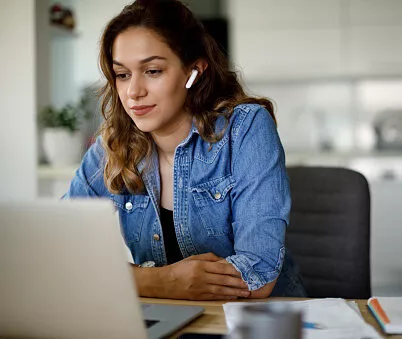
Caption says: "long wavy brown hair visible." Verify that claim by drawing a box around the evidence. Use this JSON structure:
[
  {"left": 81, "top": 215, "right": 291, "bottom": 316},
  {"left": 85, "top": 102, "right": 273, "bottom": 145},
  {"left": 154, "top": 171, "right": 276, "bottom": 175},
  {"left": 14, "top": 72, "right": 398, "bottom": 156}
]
[{"left": 99, "top": 0, "right": 276, "bottom": 194}]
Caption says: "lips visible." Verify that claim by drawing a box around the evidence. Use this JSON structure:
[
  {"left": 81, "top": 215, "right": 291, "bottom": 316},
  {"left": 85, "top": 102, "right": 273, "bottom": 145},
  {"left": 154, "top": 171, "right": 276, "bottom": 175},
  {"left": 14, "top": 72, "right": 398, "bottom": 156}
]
[{"left": 129, "top": 104, "right": 156, "bottom": 116}]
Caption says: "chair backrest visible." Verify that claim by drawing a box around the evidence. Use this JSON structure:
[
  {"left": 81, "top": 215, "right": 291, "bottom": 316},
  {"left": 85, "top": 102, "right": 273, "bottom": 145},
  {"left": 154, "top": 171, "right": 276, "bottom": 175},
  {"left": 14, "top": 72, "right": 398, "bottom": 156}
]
[{"left": 286, "top": 166, "right": 371, "bottom": 299}]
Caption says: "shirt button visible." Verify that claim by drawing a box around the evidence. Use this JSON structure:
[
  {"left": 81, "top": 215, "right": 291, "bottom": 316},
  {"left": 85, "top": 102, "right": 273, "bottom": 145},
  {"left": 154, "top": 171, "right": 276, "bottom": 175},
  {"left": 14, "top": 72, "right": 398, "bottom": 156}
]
[
  {"left": 214, "top": 192, "right": 222, "bottom": 200},
  {"left": 125, "top": 202, "right": 133, "bottom": 210},
  {"left": 153, "top": 234, "right": 160, "bottom": 241}
]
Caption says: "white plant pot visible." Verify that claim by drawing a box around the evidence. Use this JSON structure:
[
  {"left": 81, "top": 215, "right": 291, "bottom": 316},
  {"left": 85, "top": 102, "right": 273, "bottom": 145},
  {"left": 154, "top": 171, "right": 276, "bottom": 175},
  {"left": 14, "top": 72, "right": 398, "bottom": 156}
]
[{"left": 43, "top": 128, "right": 83, "bottom": 166}]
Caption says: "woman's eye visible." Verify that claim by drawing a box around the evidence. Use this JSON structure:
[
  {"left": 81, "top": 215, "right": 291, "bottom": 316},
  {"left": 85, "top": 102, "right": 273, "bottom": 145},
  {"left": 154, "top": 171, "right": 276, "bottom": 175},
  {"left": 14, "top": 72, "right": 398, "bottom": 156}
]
[
  {"left": 115, "top": 73, "right": 130, "bottom": 80},
  {"left": 146, "top": 69, "right": 162, "bottom": 76}
]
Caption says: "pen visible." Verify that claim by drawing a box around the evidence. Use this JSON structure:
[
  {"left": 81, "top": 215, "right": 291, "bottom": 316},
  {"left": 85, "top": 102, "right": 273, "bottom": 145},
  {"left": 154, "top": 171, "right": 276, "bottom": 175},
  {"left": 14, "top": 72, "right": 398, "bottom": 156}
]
[{"left": 303, "top": 322, "right": 324, "bottom": 329}]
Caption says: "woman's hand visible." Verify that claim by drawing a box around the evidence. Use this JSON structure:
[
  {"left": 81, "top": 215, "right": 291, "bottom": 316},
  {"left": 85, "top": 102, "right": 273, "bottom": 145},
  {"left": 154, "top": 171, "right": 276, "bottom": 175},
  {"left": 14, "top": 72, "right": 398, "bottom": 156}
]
[
  {"left": 133, "top": 253, "right": 250, "bottom": 300},
  {"left": 167, "top": 253, "right": 250, "bottom": 300},
  {"left": 217, "top": 258, "right": 276, "bottom": 299}
]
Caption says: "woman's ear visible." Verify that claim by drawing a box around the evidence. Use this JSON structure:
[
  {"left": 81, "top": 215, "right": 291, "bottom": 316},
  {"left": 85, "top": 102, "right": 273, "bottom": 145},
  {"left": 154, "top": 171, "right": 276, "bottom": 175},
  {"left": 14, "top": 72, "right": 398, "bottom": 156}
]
[
  {"left": 185, "top": 59, "right": 208, "bottom": 89},
  {"left": 193, "top": 59, "right": 208, "bottom": 77}
]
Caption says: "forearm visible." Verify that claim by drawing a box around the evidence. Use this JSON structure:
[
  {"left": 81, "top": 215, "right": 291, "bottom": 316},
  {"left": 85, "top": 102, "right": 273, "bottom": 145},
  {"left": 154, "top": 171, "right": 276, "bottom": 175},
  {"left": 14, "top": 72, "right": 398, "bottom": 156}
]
[
  {"left": 247, "top": 279, "right": 276, "bottom": 299},
  {"left": 132, "top": 265, "right": 171, "bottom": 298}
]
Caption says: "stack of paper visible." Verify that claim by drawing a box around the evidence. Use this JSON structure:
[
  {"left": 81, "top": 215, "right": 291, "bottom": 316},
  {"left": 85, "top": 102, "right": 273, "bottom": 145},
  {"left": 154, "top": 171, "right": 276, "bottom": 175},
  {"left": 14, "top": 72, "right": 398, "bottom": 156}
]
[
  {"left": 223, "top": 298, "right": 382, "bottom": 339},
  {"left": 368, "top": 297, "right": 402, "bottom": 334}
]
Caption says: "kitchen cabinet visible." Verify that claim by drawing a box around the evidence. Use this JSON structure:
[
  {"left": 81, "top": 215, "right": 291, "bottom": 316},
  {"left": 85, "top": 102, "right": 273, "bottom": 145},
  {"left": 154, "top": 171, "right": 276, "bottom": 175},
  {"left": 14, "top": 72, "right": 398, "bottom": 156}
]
[{"left": 228, "top": 0, "right": 402, "bottom": 81}]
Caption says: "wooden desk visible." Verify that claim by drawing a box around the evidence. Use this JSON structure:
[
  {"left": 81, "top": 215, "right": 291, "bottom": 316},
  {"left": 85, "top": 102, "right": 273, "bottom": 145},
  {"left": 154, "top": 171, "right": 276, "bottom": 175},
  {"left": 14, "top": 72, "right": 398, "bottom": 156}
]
[{"left": 141, "top": 297, "right": 401, "bottom": 338}]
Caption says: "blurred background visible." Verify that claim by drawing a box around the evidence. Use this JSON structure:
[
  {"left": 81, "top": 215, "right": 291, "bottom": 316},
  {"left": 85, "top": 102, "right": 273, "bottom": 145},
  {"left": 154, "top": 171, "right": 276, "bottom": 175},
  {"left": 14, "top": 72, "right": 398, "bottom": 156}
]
[{"left": 1, "top": 0, "right": 401, "bottom": 296}]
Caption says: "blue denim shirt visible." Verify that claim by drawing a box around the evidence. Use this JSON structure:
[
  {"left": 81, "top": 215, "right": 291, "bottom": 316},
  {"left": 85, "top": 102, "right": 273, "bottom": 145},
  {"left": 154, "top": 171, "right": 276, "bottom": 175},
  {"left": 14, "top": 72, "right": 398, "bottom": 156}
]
[{"left": 65, "top": 104, "right": 306, "bottom": 296}]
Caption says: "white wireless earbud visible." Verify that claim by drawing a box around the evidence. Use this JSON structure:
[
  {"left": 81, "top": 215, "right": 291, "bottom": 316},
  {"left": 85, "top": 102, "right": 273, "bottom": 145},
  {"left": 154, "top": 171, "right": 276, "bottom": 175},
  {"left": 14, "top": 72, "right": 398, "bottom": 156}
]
[{"left": 185, "top": 69, "right": 199, "bottom": 89}]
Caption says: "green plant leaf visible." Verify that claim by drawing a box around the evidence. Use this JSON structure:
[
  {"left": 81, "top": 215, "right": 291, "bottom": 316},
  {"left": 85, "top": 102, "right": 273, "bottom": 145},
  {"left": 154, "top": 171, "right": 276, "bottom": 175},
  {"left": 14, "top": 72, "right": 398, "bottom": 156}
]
[{"left": 37, "top": 88, "right": 95, "bottom": 131}]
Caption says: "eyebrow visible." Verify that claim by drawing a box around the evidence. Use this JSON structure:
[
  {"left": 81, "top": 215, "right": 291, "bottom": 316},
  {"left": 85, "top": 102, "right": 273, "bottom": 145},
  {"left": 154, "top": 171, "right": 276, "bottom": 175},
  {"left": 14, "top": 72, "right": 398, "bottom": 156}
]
[{"left": 112, "top": 56, "right": 167, "bottom": 67}]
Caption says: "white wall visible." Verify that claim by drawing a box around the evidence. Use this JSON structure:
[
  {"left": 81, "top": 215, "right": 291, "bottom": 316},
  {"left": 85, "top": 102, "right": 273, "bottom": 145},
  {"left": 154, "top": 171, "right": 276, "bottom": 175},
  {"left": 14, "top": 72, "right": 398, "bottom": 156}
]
[
  {"left": 0, "top": 0, "right": 37, "bottom": 201},
  {"left": 371, "top": 182, "right": 402, "bottom": 295},
  {"left": 71, "top": 0, "right": 131, "bottom": 99},
  {"left": 39, "top": 0, "right": 131, "bottom": 108}
]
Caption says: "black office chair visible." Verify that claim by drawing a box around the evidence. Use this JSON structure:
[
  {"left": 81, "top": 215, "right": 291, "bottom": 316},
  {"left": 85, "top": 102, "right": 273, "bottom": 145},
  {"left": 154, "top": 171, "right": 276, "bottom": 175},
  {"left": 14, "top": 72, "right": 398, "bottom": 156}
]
[{"left": 286, "top": 166, "right": 371, "bottom": 299}]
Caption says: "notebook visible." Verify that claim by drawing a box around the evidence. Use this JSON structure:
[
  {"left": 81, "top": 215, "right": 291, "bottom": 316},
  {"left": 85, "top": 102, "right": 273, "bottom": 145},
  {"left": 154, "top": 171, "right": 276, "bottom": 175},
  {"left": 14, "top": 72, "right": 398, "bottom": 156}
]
[
  {"left": 0, "top": 199, "right": 204, "bottom": 339},
  {"left": 368, "top": 297, "right": 402, "bottom": 334}
]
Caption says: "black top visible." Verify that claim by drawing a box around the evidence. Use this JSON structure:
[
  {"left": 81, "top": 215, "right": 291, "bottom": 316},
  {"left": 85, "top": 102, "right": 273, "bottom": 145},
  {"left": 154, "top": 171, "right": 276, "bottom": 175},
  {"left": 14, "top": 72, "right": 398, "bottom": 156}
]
[{"left": 160, "top": 207, "right": 183, "bottom": 264}]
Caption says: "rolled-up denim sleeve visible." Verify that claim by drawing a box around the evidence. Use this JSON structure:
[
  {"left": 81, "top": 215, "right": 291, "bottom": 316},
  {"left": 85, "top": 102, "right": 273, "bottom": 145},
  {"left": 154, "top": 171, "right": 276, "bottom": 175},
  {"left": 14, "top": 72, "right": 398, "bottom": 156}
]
[
  {"left": 225, "top": 105, "right": 291, "bottom": 291},
  {"left": 63, "top": 136, "right": 107, "bottom": 199}
]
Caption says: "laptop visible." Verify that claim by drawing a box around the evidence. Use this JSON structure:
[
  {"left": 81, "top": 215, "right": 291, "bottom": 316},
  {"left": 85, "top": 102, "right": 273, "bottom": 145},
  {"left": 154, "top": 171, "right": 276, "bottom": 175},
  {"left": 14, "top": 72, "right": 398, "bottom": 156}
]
[{"left": 0, "top": 199, "right": 204, "bottom": 339}]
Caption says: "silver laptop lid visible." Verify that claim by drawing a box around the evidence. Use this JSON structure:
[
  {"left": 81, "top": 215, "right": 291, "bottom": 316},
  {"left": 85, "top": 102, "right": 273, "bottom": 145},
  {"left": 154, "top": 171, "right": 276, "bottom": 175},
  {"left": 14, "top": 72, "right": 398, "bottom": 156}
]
[{"left": 0, "top": 199, "right": 147, "bottom": 339}]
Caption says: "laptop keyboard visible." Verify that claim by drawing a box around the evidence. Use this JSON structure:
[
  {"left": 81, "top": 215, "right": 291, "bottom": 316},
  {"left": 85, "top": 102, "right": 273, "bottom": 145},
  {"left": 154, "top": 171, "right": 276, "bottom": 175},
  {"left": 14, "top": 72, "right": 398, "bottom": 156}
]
[
  {"left": 144, "top": 319, "right": 159, "bottom": 328},
  {"left": 141, "top": 304, "right": 160, "bottom": 328}
]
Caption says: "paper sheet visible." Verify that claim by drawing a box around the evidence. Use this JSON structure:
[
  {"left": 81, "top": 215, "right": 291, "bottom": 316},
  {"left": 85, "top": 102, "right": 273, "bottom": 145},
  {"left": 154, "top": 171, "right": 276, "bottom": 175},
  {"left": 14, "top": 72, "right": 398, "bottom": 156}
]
[{"left": 223, "top": 298, "right": 383, "bottom": 339}]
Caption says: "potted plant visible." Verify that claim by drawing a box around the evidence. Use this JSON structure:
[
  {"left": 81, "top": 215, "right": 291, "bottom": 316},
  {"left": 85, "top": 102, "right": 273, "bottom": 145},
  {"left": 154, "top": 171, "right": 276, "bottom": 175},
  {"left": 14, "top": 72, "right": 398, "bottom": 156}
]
[{"left": 38, "top": 90, "right": 94, "bottom": 166}]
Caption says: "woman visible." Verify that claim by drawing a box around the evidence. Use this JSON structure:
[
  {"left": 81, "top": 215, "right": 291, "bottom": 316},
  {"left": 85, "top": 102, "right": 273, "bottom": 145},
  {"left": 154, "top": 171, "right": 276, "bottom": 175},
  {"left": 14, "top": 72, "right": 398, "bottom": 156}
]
[{"left": 65, "top": 0, "right": 306, "bottom": 300}]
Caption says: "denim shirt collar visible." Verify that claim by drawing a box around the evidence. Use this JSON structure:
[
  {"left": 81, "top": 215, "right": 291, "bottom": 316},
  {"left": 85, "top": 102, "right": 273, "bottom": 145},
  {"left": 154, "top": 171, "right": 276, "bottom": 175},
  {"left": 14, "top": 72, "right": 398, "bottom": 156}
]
[{"left": 178, "top": 119, "right": 200, "bottom": 147}]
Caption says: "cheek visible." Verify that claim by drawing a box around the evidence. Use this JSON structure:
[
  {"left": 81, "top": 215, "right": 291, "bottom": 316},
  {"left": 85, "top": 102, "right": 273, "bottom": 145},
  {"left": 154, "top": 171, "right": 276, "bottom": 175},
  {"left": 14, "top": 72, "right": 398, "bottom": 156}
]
[
  {"left": 116, "top": 84, "right": 127, "bottom": 105},
  {"left": 159, "top": 76, "right": 187, "bottom": 103}
]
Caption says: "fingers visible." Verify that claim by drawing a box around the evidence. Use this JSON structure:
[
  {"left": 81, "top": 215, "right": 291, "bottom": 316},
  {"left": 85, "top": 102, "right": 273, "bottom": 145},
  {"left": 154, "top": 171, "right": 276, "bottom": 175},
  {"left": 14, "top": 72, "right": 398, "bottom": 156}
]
[
  {"left": 201, "top": 262, "right": 250, "bottom": 298},
  {"left": 217, "top": 259, "right": 228, "bottom": 264},
  {"left": 206, "top": 272, "right": 248, "bottom": 289},
  {"left": 196, "top": 294, "right": 239, "bottom": 301},
  {"left": 205, "top": 284, "right": 250, "bottom": 298},
  {"left": 204, "top": 261, "right": 242, "bottom": 278}
]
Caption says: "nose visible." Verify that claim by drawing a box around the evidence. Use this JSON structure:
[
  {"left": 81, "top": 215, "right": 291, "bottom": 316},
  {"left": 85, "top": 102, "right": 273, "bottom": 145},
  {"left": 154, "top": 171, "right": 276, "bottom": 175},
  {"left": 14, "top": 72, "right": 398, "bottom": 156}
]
[{"left": 127, "top": 76, "right": 147, "bottom": 99}]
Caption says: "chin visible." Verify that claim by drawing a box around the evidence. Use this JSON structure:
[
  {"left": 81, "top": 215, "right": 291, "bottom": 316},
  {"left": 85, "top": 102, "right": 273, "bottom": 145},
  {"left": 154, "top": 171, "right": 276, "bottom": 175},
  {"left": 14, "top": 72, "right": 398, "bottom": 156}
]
[
  {"left": 127, "top": 112, "right": 158, "bottom": 132},
  {"left": 132, "top": 119, "right": 159, "bottom": 133}
]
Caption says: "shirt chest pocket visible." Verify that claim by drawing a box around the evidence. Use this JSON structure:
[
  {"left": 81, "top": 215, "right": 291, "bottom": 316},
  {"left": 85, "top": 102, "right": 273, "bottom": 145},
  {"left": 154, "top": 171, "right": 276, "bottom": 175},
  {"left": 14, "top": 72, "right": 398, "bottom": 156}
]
[
  {"left": 190, "top": 175, "right": 235, "bottom": 236},
  {"left": 111, "top": 194, "right": 150, "bottom": 244}
]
